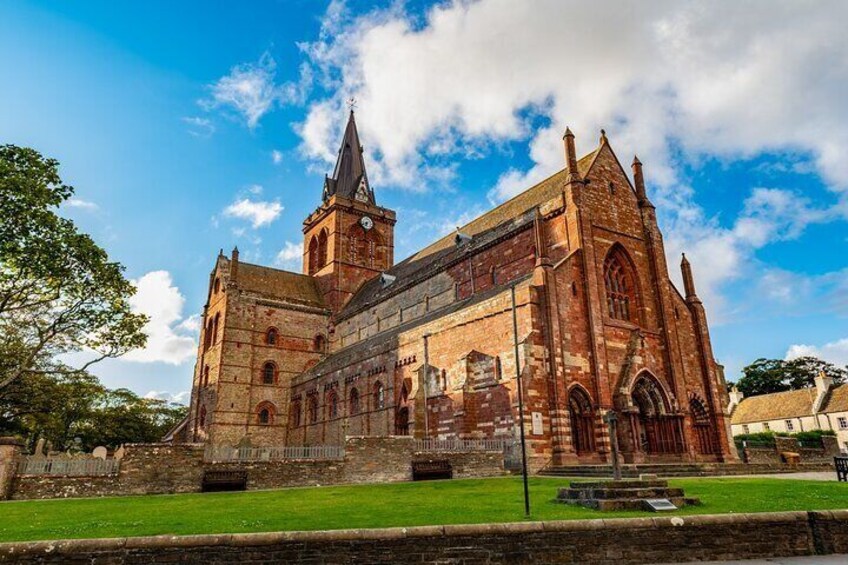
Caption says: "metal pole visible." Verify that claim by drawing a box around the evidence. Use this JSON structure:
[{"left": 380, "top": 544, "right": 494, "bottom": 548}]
[
  {"left": 511, "top": 285, "right": 531, "bottom": 517},
  {"left": 423, "top": 332, "right": 431, "bottom": 440}
]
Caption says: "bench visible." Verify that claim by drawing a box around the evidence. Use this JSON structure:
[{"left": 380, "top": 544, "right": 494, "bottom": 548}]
[
  {"left": 202, "top": 470, "right": 248, "bottom": 492},
  {"left": 836, "top": 456, "right": 848, "bottom": 482},
  {"left": 412, "top": 459, "right": 453, "bottom": 481}
]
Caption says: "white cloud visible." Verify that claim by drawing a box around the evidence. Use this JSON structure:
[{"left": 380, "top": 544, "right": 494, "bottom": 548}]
[
  {"left": 271, "top": 150, "right": 283, "bottom": 164},
  {"left": 65, "top": 198, "right": 99, "bottom": 211},
  {"left": 201, "top": 52, "right": 312, "bottom": 129},
  {"left": 275, "top": 241, "right": 302, "bottom": 271},
  {"left": 123, "top": 271, "right": 197, "bottom": 366},
  {"left": 145, "top": 390, "right": 191, "bottom": 405},
  {"left": 182, "top": 116, "right": 215, "bottom": 138},
  {"left": 297, "top": 0, "right": 848, "bottom": 320},
  {"left": 223, "top": 198, "right": 283, "bottom": 228},
  {"left": 786, "top": 339, "right": 848, "bottom": 368}
]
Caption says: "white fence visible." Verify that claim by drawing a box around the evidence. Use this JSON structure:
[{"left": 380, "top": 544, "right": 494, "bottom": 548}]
[
  {"left": 414, "top": 438, "right": 514, "bottom": 452},
  {"left": 204, "top": 445, "right": 345, "bottom": 462},
  {"left": 17, "top": 457, "right": 121, "bottom": 477}
]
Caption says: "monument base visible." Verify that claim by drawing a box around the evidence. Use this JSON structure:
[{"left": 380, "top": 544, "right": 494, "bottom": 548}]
[{"left": 556, "top": 478, "right": 700, "bottom": 511}]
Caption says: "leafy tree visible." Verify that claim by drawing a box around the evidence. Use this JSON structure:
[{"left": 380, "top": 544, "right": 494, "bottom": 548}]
[
  {"left": 736, "top": 358, "right": 789, "bottom": 397},
  {"left": 0, "top": 145, "right": 147, "bottom": 391},
  {"left": 737, "top": 356, "right": 848, "bottom": 397}
]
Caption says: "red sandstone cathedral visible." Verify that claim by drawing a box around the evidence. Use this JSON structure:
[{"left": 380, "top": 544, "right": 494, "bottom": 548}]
[{"left": 179, "top": 111, "right": 737, "bottom": 467}]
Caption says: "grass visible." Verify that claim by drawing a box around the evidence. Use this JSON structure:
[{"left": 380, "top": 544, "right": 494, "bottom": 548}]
[{"left": 1, "top": 476, "right": 847, "bottom": 543}]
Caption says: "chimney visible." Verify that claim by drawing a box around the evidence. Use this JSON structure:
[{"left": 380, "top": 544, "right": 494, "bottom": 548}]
[
  {"left": 813, "top": 371, "right": 834, "bottom": 413},
  {"left": 231, "top": 246, "right": 240, "bottom": 282},
  {"left": 727, "top": 386, "right": 744, "bottom": 412},
  {"left": 563, "top": 127, "right": 582, "bottom": 184}
]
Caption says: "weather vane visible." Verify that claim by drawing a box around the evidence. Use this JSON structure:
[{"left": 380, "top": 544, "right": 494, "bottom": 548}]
[{"left": 347, "top": 97, "right": 357, "bottom": 112}]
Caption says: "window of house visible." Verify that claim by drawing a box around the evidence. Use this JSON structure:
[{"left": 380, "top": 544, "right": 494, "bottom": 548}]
[
  {"left": 785, "top": 420, "right": 794, "bottom": 431},
  {"left": 374, "top": 381, "right": 385, "bottom": 409},
  {"left": 603, "top": 247, "right": 637, "bottom": 322},
  {"left": 262, "top": 362, "right": 276, "bottom": 385},
  {"left": 839, "top": 417, "right": 848, "bottom": 430},
  {"left": 763, "top": 422, "right": 770, "bottom": 431},
  {"left": 742, "top": 424, "right": 749, "bottom": 434},
  {"left": 266, "top": 328, "right": 278, "bottom": 345},
  {"left": 349, "top": 388, "right": 360, "bottom": 415}
]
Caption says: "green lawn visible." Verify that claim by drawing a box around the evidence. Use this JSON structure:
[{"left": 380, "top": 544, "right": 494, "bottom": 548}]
[{"left": 1, "top": 476, "right": 847, "bottom": 543}]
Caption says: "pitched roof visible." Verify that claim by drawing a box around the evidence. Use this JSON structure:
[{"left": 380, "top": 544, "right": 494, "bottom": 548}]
[
  {"left": 730, "top": 388, "right": 816, "bottom": 424},
  {"left": 323, "top": 111, "right": 374, "bottom": 204},
  {"left": 237, "top": 261, "right": 326, "bottom": 309},
  {"left": 336, "top": 148, "right": 599, "bottom": 320},
  {"left": 822, "top": 384, "right": 848, "bottom": 413}
]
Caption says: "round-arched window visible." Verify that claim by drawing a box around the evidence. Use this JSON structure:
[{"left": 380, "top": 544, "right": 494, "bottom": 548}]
[{"left": 262, "top": 362, "right": 276, "bottom": 385}]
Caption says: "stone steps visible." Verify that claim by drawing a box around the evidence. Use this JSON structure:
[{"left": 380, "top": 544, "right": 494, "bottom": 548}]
[
  {"left": 539, "top": 462, "right": 835, "bottom": 478},
  {"left": 556, "top": 478, "right": 700, "bottom": 511}
]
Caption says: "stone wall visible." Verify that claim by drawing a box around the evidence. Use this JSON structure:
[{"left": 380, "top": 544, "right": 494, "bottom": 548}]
[
  {"left": 2, "top": 510, "right": 848, "bottom": 564},
  {"left": 741, "top": 435, "right": 840, "bottom": 464},
  {"left": 8, "top": 437, "right": 506, "bottom": 500}
]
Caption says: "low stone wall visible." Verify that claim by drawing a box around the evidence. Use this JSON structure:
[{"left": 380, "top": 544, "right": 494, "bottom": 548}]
[
  {"left": 2, "top": 510, "right": 848, "bottom": 564},
  {"left": 742, "top": 435, "right": 840, "bottom": 465},
  {"left": 8, "top": 437, "right": 506, "bottom": 500}
]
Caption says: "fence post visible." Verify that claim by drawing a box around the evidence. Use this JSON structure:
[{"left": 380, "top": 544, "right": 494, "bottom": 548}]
[{"left": 0, "top": 437, "right": 23, "bottom": 500}]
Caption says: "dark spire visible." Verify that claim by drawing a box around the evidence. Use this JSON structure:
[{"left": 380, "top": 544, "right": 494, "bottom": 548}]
[{"left": 323, "top": 110, "right": 374, "bottom": 204}]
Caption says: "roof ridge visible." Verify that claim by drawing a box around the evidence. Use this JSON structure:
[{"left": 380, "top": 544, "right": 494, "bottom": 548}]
[{"left": 240, "top": 260, "right": 312, "bottom": 279}]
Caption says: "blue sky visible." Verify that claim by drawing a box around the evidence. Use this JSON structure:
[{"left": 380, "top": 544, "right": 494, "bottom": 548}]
[{"left": 2, "top": 0, "right": 847, "bottom": 403}]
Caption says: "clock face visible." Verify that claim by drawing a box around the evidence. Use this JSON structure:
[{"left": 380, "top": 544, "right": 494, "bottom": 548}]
[{"left": 360, "top": 216, "right": 374, "bottom": 231}]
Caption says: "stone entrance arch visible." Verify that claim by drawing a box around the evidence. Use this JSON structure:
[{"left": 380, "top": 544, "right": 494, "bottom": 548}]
[
  {"left": 568, "top": 386, "right": 595, "bottom": 455},
  {"left": 630, "top": 373, "right": 685, "bottom": 455}
]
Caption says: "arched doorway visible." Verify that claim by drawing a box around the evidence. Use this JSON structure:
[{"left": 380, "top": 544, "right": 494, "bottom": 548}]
[
  {"left": 631, "top": 374, "right": 684, "bottom": 454},
  {"left": 690, "top": 397, "right": 717, "bottom": 455},
  {"left": 568, "top": 387, "right": 595, "bottom": 454}
]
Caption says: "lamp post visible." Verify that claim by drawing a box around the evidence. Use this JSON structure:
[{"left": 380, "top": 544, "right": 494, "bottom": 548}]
[
  {"left": 511, "top": 285, "right": 531, "bottom": 517},
  {"left": 423, "top": 332, "right": 431, "bottom": 440}
]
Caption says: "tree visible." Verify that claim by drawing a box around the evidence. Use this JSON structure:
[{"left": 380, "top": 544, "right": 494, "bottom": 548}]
[
  {"left": 736, "top": 356, "right": 848, "bottom": 397},
  {"left": 0, "top": 145, "right": 147, "bottom": 391}
]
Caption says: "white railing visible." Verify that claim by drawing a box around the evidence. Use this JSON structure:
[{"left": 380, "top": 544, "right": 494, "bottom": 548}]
[
  {"left": 204, "top": 445, "right": 345, "bottom": 462},
  {"left": 17, "top": 457, "right": 120, "bottom": 477},
  {"left": 414, "top": 438, "right": 514, "bottom": 452}
]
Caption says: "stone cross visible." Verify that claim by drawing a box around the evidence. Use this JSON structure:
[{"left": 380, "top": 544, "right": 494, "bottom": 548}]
[{"left": 603, "top": 410, "right": 623, "bottom": 481}]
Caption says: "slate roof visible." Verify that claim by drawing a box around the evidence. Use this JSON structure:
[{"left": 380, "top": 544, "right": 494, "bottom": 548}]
[
  {"left": 730, "top": 388, "right": 816, "bottom": 424},
  {"left": 822, "top": 384, "right": 848, "bottom": 414},
  {"left": 323, "top": 111, "right": 374, "bottom": 204},
  {"left": 336, "top": 148, "right": 599, "bottom": 320},
  {"left": 237, "top": 261, "right": 326, "bottom": 309}
]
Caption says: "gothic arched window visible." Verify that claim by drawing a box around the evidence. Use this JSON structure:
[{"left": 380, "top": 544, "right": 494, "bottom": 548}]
[
  {"left": 317, "top": 229, "right": 328, "bottom": 268},
  {"left": 307, "top": 395, "right": 318, "bottom": 424},
  {"left": 291, "top": 399, "right": 302, "bottom": 427},
  {"left": 374, "top": 381, "right": 385, "bottom": 409},
  {"left": 327, "top": 390, "right": 339, "bottom": 419},
  {"left": 349, "top": 388, "right": 360, "bottom": 415},
  {"left": 261, "top": 361, "right": 276, "bottom": 385},
  {"left": 603, "top": 246, "right": 637, "bottom": 322},
  {"left": 314, "top": 334, "right": 327, "bottom": 353},
  {"left": 308, "top": 235, "right": 319, "bottom": 275},
  {"left": 256, "top": 402, "right": 275, "bottom": 425},
  {"left": 266, "top": 327, "right": 278, "bottom": 346}
]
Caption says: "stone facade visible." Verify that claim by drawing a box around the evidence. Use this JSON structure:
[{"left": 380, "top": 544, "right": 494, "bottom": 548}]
[
  {"left": 183, "top": 115, "right": 736, "bottom": 469},
  {"left": 3, "top": 510, "right": 848, "bottom": 564}
]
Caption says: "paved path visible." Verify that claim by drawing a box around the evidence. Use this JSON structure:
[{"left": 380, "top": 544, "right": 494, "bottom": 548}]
[
  {"left": 714, "top": 471, "right": 835, "bottom": 481},
  {"left": 690, "top": 555, "right": 848, "bottom": 564}
]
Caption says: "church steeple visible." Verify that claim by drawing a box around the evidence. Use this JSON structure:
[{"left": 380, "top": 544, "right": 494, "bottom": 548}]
[{"left": 323, "top": 110, "right": 374, "bottom": 204}]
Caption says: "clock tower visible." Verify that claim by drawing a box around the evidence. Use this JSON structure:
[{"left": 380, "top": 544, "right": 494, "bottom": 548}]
[{"left": 302, "top": 110, "right": 396, "bottom": 313}]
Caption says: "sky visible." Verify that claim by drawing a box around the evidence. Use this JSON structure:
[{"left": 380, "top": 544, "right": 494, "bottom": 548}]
[{"left": 1, "top": 0, "right": 847, "bottom": 404}]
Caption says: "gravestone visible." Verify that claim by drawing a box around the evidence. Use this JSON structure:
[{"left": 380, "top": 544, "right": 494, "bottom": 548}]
[
  {"left": 33, "top": 438, "right": 46, "bottom": 458},
  {"left": 92, "top": 446, "right": 108, "bottom": 460},
  {"left": 114, "top": 445, "right": 126, "bottom": 460}
]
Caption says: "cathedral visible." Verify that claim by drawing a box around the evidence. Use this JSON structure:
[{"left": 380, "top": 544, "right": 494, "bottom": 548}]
[{"left": 181, "top": 111, "right": 737, "bottom": 466}]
